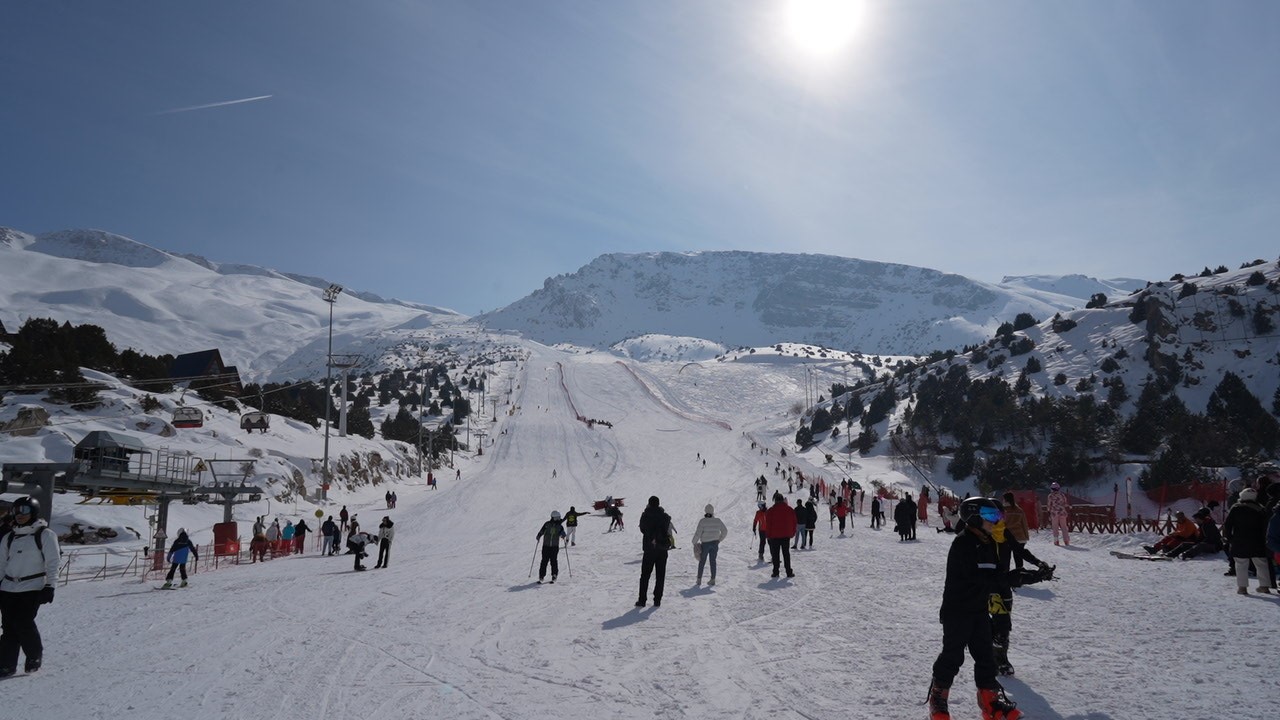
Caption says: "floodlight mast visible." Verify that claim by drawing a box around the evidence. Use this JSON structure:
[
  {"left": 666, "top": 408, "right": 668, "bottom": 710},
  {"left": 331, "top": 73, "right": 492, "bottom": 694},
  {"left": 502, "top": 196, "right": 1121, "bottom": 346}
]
[{"left": 321, "top": 284, "right": 342, "bottom": 500}]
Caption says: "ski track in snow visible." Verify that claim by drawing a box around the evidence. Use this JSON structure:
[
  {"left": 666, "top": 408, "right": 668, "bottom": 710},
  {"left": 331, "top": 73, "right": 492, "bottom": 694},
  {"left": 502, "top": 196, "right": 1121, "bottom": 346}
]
[{"left": 12, "top": 344, "right": 1279, "bottom": 720}]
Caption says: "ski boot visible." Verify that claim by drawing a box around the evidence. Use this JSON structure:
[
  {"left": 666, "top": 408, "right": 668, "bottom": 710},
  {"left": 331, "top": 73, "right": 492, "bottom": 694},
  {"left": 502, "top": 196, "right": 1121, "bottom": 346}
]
[
  {"left": 977, "top": 687, "right": 1022, "bottom": 720},
  {"left": 24, "top": 656, "right": 41, "bottom": 673},
  {"left": 162, "top": 581, "right": 173, "bottom": 588},
  {"left": 180, "top": 580, "right": 188, "bottom": 588},
  {"left": 925, "top": 679, "right": 950, "bottom": 720}
]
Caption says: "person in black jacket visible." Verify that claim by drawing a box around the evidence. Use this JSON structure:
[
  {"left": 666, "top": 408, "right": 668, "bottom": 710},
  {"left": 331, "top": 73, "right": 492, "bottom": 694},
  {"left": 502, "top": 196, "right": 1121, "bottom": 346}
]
[
  {"left": 803, "top": 500, "right": 818, "bottom": 548},
  {"left": 1222, "top": 488, "right": 1273, "bottom": 594},
  {"left": 535, "top": 512, "right": 565, "bottom": 583},
  {"left": 927, "top": 497, "right": 1023, "bottom": 720},
  {"left": 895, "top": 494, "right": 918, "bottom": 541},
  {"left": 636, "top": 497, "right": 671, "bottom": 608}
]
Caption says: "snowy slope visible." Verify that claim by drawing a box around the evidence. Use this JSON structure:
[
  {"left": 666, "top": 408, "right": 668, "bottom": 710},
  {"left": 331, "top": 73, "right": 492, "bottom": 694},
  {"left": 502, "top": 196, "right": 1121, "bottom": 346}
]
[{"left": 9, "top": 342, "right": 1275, "bottom": 720}]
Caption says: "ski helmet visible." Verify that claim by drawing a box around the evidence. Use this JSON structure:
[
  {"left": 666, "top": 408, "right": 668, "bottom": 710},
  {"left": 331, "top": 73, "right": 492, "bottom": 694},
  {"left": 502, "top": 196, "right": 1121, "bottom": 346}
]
[
  {"left": 11, "top": 496, "right": 40, "bottom": 524},
  {"left": 551, "top": 511, "right": 562, "bottom": 520},
  {"left": 1050, "top": 482, "right": 1061, "bottom": 491},
  {"left": 957, "top": 497, "right": 1003, "bottom": 527}
]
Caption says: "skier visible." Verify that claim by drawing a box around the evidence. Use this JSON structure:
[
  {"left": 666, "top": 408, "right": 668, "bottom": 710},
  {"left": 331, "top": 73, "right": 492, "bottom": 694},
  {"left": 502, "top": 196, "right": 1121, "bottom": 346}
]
[
  {"left": 870, "top": 496, "right": 883, "bottom": 529},
  {"left": 832, "top": 496, "right": 849, "bottom": 535},
  {"left": 1001, "top": 494, "right": 1049, "bottom": 571},
  {"left": 755, "top": 476, "right": 768, "bottom": 503},
  {"left": 926, "top": 497, "right": 1023, "bottom": 720},
  {"left": 339, "top": 505, "right": 349, "bottom": 534},
  {"left": 266, "top": 519, "right": 282, "bottom": 556},
  {"left": 895, "top": 494, "right": 916, "bottom": 541},
  {"left": 0, "top": 496, "right": 60, "bottom": 676},
  {"left": 691, "top": 504, "right": 728, "bottom": 586},
  {"left": 563, "top": 506, "right": 582, "bottom": 546},
  {"left": 752, "top": 501, "right": 768, "bottom": 562},
  {"left": 385, "top": 490, "right": 392, "bottom": 509},
  {"left": 1047, "top": 483, "right": 1070, "bottom": 546},
  {"left": 1166, "top": 507, "right": 1223, "bottom": 559},
  {"left": 636, "top": 497, "right": 671, "bottom": 607},
  {"left": 536, "top": 511, "right": 566, "bottom": 583},
  {"left": 251, "top": 516, "right": 268, "bottom": 562},
  {"left": 373, "top": 517, "right": 395, "bottom": 569},
  {"left": 606, "top": 503, "right": 625, "bottom": 532},
  {"left": 163, "top": 528, "right": 198, "bottom": 588}
]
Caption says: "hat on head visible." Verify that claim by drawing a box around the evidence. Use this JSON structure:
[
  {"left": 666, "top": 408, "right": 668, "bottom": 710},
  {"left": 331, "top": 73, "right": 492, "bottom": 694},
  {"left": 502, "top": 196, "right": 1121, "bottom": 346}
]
[
  {"left": 551, "top": 511, "right": 562, "bottom": 520},
  {"left": 1239, "top": 488, "right": 1258, "bottom": 502},
  {"left": 1050, "top": 482, "right": 1061, "bottom": 491},
  {"left": 704, "top": 504, "right": 714, "bottom": 515},
  {"left": 1193, "top": 508, "right": 1210, "bottom": 519},
  {"left": 649, "top": 496, "right": 660, "bottom": 507}
]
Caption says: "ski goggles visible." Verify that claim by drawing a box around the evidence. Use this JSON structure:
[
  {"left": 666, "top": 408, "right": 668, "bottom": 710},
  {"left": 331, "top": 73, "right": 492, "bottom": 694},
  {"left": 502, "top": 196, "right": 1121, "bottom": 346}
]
[{"left": 978, "top": 506, "right": 1004, "bottom": 523}]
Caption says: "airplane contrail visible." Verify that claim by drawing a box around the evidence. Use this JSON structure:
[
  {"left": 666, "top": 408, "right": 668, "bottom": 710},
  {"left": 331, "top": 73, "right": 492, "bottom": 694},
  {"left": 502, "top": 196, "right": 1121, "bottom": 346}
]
[{"left": 156, "top": 94, "right": 273, "bottom": 115}]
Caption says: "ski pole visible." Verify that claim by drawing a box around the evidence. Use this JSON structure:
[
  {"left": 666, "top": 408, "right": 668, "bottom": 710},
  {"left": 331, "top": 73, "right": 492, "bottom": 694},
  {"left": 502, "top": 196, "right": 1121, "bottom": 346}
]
[
  {"left": 528, "top": 542, "right": 539, "bottom": 578},
  {"left": 563, "top": 543, "right": 572, "bottom": 579}
]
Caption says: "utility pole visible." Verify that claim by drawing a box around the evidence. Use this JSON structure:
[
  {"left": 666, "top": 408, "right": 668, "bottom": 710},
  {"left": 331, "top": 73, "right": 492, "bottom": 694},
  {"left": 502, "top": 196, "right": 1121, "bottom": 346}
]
[{"left": 321, "top": 284, "right": 342, "bottom": 501}]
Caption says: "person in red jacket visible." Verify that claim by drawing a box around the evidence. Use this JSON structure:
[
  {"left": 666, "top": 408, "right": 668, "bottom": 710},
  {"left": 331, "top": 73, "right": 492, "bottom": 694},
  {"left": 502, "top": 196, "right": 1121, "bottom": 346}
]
[
  {"left": 751, "top": 501, "right": 768, "bottom": 562},
  {"left": 764, "top": 492, "right": 797, "bottom": 578}
]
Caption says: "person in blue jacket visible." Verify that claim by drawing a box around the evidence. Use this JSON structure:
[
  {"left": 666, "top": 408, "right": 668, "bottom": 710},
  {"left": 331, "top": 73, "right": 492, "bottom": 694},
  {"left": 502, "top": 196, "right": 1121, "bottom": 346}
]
[{"left": 164, "top": 528, "right": 198, "bottom": 588}]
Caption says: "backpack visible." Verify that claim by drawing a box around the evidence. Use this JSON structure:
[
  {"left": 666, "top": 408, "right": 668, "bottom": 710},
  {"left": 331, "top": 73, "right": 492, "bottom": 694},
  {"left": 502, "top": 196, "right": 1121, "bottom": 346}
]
[{"left": 5, "top": 527, "right": 46, "bottom": 556}]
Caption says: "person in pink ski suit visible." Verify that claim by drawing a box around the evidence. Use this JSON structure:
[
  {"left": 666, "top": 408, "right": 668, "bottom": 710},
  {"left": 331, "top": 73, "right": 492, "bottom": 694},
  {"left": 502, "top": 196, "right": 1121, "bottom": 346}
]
[{"left": 1047, "top": 483, "right": 1070, "bottom": 546}]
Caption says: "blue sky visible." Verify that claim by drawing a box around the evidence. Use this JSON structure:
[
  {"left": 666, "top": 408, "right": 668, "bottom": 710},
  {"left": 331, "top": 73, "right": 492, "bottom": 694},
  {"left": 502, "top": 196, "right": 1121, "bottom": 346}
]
[{"left": 2, "top": 1, "right": 1278, "bottom": 315}]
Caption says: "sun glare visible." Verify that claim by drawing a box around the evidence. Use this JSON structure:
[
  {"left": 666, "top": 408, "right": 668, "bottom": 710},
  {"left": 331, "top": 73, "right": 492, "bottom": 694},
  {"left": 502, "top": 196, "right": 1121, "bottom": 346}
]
[{"left": 783, "top": 0, "right": 867, "bottom": 60}]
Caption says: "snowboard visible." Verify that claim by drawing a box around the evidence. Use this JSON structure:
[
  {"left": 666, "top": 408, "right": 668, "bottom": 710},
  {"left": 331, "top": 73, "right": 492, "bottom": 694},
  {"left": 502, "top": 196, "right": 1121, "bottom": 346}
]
[{"left": 1110, "top": 550, "right": 1173, "bottom": 562}]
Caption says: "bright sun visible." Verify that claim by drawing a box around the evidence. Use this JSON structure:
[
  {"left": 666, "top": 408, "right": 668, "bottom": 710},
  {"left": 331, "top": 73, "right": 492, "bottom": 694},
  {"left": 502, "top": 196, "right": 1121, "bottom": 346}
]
[{"left": 783, "top": 0, "right": 867, "bottom": 60}]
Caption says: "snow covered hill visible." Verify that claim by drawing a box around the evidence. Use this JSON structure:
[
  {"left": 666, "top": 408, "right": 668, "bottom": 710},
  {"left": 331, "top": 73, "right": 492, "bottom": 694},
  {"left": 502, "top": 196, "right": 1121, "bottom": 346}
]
[
  {"left": 0, "top": 227, "right": 462, "bottom": 381},
  {"left": 478, "top": 251, "right": 1097, "bottom": 354},
  {"left": 7, "top": 340, "right": 1275, "bottom": 720}
]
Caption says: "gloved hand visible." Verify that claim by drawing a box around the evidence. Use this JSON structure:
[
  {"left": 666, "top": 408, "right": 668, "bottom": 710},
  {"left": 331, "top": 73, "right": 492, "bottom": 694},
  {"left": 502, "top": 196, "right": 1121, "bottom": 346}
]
[{"left": 38, "top": 586, "right": 54, "bottom": 605}]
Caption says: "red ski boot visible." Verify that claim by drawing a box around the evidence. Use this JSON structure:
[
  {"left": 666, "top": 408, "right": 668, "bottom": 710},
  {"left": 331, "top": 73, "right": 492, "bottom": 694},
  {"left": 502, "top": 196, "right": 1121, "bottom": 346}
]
[
  {"left": 926, "top": 681, "right": 950, "bottom": 720},
  {"left": 977, "top": 687, "right": 1022, "bottom": 720}
]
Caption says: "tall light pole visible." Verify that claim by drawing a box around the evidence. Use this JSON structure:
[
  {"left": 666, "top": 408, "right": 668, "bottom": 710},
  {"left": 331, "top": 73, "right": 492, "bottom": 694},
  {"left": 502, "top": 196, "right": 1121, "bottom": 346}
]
[{"left": 321, "top": 284, "right": 343, "bottom": 501}]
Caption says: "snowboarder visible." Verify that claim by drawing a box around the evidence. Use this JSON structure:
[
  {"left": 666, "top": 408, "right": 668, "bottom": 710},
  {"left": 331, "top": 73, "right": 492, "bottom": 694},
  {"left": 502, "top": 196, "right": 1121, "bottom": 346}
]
[
  {"left": 163, "top": 528, "right": 198, "bottom": 588},
  {"left": 373, "top": 517, "right": 395, "bottom": 569},
  {"left": 926, "top": 497, "right": 1023, "bottom": 720},
  {"left": 535, "top": 511, "right": 566, "bottom": 583},
  {"left": 692, "top": 504, "right": 728, "bottom": 586},
  {"left": 348, "top": 531, "right": 374, "bottom": 571},
  {"left": 636, "top": 497, "right": 672, "bottom": 607},
  {"left": 0, "top": 496, "right": 59, "bottom": 676}
]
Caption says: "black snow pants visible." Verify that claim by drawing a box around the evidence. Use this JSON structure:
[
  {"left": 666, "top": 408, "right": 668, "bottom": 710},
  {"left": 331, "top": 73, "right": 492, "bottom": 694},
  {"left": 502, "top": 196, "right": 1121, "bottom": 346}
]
[
  {"left": 0, "top": 591, "right": 43, "bottom": 670},
  {"left": 539, "top": 545, "right": 560, "bottom": 580}
]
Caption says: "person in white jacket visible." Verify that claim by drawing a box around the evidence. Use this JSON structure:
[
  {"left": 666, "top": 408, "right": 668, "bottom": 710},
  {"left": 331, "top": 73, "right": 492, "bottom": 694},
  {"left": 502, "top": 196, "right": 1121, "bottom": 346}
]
[
  {"left": 373, "top": 517, "right": 395, "bottom": 569},
  {"left": 0, "top": 496, "right": 60, "bottom": 676},
  {"left": 692, "top": 504, "right": 729, "bottom": 586}
]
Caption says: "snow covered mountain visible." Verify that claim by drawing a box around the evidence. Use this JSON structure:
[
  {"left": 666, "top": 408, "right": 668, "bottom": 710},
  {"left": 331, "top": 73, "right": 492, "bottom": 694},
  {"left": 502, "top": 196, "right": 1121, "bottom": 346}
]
[
  {"left": 0, "top": 227, "right": 463, "bottom": 380},
  {"left": 478, "top": 251, "right": 1096, "bottom": 355},
  {"left": 1000, "top": 273, "right": 1147, "bottom": 301}
]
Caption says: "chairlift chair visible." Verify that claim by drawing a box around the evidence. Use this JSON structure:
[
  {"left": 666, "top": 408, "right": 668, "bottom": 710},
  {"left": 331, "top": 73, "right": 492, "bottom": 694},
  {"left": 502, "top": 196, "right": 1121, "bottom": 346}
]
[
  {"left": 172, "top": 407, "right": 204, "bottom": 429},
  {"left": 240, "top": 411, "right": 270, "bottom": 434}
]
